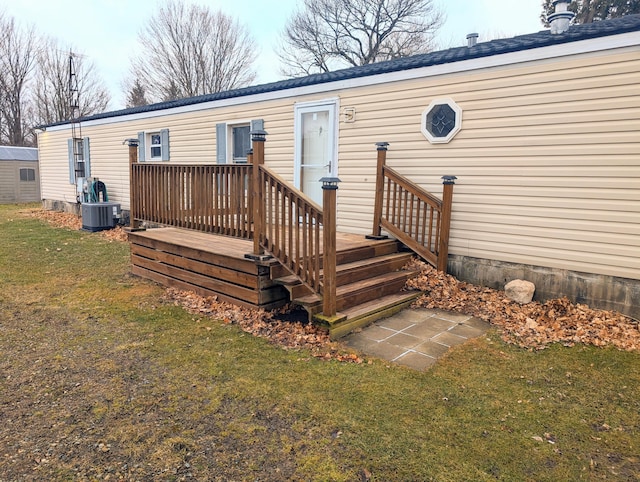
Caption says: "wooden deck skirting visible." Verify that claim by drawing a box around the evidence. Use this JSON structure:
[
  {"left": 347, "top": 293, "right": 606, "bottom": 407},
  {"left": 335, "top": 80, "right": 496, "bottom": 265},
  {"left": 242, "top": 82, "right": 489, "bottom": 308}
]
[
  {"left": 128, "top": 227, "right": 404, "bottom": 312},
  {"left": 129, "top": 227, "right": 289, "bottom": 310}
]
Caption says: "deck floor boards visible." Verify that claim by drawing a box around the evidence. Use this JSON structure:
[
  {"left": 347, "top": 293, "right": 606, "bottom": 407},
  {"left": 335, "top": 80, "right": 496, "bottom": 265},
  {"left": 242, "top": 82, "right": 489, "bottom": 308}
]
[{"left": 131, "top": 227, "right": 388, "bottom": 261}]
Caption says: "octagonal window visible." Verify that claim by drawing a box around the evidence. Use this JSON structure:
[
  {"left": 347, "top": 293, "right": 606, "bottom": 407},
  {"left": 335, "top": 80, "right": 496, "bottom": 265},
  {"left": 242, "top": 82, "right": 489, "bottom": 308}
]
[{"left": 421, "top": 98, "right": 462, "bottom": 144}]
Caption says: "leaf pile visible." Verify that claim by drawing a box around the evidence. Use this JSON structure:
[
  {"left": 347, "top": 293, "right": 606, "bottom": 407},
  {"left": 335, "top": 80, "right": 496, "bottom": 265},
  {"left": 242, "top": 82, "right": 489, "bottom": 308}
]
[
  {"left": 405, "top": 260, "right": 639, "bottom": 352},
  {"left": 161, "top": 288, "right": 363, "bottom": 363},
  {"left": 25, "top": 208, "right": 82, "bottom": 230},
  {"left": 25, "top": 208, "right": 129, "bottom": 241},
  {"left": 23, "top": 209, "right": 639, "bottom": 354}
]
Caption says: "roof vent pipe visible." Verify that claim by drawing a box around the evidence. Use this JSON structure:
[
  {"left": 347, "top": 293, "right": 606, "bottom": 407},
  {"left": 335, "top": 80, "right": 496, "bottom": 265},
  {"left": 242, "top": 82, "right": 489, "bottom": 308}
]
[
  {"left": 466, "top": 33, "right": 479, "bottom": 47},
  {"left": 548, "top": 0, "right": 575, "bottom": 34}
]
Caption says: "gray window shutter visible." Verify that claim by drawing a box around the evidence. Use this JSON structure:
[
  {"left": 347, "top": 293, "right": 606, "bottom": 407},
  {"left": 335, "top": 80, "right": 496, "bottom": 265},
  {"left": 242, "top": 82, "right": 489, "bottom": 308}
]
[
  {"left": 83, "top": 137, "right": 91, "bottom": 178},
  {"left": 67, "top": 138, "right": 75, "bottom": 184},
  {"left": 160, "top": 128, "right": 170, "bottom": 161},
  {"left": 137, "top": 131, "right": 145, "bottom": 162},
  {"left": 216, "top": 123, "right": 226, "bottom": 164},
  {"left": 251, "top": 119, "right": 264, "bottom": 133}
]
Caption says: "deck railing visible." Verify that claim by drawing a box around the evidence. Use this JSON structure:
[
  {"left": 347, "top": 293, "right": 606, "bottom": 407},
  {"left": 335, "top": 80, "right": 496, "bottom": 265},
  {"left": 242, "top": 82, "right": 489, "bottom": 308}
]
[
  {"left": 130, "top": 163, "right": 252, "bottom": 238},
  {"left": 128, "top": 131, "right": 339, "bottom": 318},
  {"left": 371, "top": 142, "right": 455, "bottom": 272}
]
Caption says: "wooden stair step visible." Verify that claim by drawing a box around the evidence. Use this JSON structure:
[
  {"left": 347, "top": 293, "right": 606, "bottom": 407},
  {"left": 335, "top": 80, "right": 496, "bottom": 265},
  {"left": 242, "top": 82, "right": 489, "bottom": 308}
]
[
  {"left": 321, "top": 292, "right": 421, "bottom": 340},
  {"left": 334, "top": 252, "right": 413, "bottom": 286},
  {"left": 293, "top": 269, "right": 419, "bottom": 313},
  {"left": 274, "top": 251, "right": 412, "bottom": 287},
  {"left": 335, "top": 239, "right": 400, "bottom": 265}
]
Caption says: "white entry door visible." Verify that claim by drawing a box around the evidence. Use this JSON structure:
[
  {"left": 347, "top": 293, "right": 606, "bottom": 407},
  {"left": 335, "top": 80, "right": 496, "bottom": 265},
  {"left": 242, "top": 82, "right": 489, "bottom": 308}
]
[{"left": 294, "top": 99, "right": 338, "bottom": 206}]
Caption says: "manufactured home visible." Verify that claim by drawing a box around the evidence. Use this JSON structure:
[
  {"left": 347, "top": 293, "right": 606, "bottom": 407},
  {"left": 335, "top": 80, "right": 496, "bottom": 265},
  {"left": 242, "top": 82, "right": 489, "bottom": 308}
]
[
  {"left": 0, "top": 146, "right": 40, "bottom": 204},
  {"left": 37, "top": 10, "right": 640, "bottom": 325}
]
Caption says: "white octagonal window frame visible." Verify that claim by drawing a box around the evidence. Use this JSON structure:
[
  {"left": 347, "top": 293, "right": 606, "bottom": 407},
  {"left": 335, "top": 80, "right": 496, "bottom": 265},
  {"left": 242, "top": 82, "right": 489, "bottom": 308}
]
[{"left": 421, "top": 98, "right": 462, "bottom": 144}]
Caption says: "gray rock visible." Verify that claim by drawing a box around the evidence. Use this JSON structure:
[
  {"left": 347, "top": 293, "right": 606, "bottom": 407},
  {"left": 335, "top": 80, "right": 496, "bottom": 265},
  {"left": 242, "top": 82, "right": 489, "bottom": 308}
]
[{"left": 505, "top": 279, "right": 536, "bottom": 304}]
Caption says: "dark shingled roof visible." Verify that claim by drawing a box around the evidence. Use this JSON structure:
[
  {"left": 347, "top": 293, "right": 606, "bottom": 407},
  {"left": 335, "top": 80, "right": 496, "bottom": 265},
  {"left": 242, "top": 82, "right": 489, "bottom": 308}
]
[{"left": 46, "top": 14, "right": 640, "bottom": 128}]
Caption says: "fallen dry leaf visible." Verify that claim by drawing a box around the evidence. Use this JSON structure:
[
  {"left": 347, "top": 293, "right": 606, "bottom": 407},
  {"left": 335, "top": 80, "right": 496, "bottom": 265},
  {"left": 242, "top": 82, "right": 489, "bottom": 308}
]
[
  {"left": 405, "top": 259, "right": 639, "bottom": 352},
  {"left": 25, "top": 208, "right": 128, "bottom": 242},
  {"left": 26, "top": 208, "right": 639, "bottom": 354},
  {"left": 161, "top": 288, "right": 363, "bottom": 363}
]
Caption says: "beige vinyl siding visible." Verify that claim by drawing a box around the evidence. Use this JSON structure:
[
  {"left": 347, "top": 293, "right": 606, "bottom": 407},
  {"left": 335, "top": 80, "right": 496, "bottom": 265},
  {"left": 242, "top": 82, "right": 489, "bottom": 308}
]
[
  {"left": 333, "top": 49, "right": 640, "bottom": 281},
  {"left": 38, "top": 97, "right": 301, "bottom": 208},
  {"left": 39, "top": 131, "right": 75, "bottom": 204},
  {"left": 38, "top": 46, "right": 639, "bottom": 281}
]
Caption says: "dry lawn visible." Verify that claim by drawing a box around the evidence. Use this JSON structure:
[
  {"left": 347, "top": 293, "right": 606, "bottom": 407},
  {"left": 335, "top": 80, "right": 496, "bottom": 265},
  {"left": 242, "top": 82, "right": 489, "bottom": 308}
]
[{"left": 0, "top": 206, "right": 637, "bottom": 481}]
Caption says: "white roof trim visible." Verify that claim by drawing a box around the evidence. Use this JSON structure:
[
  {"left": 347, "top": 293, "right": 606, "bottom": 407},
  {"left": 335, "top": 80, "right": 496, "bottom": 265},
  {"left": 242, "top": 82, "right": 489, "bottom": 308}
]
[{"left": 45, "top": 31, "right": 640, "bottom": 133}]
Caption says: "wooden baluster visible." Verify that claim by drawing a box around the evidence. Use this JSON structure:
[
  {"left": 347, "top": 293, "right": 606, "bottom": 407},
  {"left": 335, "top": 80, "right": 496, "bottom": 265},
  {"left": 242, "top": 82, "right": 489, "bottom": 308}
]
[
  {"left": 369, "top": 142, "right": 389, "bottom": 239},
  {"left": 437, "top": 176, "right": 457, "bottom": 272}
]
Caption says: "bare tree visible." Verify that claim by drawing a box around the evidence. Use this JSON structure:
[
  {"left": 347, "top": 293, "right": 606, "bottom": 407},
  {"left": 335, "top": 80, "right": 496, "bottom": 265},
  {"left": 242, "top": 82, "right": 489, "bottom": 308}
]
[
  {"left": 541, "top": 0, "right": 640, "bottom": 25},
  {"left": 0, "top": 12, "right": 37, "bottom": 146},
  {"left": 278, "top": 0, "right": 444, "bottom": 77},
  {"left": 127, "top": 0, "right": 257, "bottom": 103},
  {"left": 32, "top": 38, "right": 110, "bottom": 125}
]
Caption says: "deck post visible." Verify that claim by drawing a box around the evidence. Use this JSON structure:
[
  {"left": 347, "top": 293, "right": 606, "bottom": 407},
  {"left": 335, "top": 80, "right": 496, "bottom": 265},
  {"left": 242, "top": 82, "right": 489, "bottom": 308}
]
[
  {"left": 251, "top": 130, "right": 266, "bottom": 257},
  {"left": 437, "top": 176, "right": 457, "bottom": 272},
  {"left": 320, "top": 177, "right": 340, "bottom": 318},
  {"left": 124, "top": 138, "right": 140, "bottom": 229},
  {"left": 368, "top": 142, "right": 389, "bottom": 240}
]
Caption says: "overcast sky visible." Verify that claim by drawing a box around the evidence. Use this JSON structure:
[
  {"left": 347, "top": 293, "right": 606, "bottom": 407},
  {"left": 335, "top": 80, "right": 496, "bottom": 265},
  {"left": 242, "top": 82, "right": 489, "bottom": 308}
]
[{"left": 2, "top": 0, "right": 544, "bottom": 109}]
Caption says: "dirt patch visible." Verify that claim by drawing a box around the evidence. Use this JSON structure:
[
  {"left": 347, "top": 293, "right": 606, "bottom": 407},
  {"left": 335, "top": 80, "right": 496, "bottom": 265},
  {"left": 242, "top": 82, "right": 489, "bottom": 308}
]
[
  {"left": 406, "top": 259, "right": 639, "bottom": 352},
  {"left": 0, "top": 302, "right": 327, "bottom": 481}
]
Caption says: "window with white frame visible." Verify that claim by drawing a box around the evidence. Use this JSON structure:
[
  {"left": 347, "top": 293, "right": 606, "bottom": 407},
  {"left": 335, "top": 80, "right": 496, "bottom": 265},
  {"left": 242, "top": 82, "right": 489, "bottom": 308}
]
[
  {"left": 216, "top": 119, "right": 263, "bottom": 164},
  {"left": 137, "top": 129, "right": 170, "bottom": 161},
  {"left": 150, "top": 133, "right": 162, "bottom": 159},
  {"left": 231, "top": 124, "right": 251, "bottom": 163},
  {"left": 421, "top": 98, "right": 462, "bottom": 144}
]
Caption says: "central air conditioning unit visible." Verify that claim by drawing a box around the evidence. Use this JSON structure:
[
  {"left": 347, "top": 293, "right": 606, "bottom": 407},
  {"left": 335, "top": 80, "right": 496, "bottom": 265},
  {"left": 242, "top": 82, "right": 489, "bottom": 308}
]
[{"left": 81, "top": 202, "right": 121, "bottom": 232}]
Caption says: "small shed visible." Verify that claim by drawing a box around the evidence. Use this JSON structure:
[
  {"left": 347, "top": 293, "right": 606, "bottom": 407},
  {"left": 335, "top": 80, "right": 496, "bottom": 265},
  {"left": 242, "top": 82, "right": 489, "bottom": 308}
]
[{"left": 0, "top": 146, "right": 40, "bottom": 204}]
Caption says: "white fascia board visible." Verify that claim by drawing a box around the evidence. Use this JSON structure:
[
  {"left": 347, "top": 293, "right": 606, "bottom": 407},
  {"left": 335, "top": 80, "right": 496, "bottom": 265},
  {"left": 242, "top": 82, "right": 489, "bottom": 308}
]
[{"left": 46, "top": 31, "right": 639, "bottom": 133}]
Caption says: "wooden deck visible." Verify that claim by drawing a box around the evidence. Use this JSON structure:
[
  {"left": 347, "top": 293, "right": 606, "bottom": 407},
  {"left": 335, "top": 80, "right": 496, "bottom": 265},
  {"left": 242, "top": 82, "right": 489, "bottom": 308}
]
[
  {"left": 129, "top": 227, "right": 407, "bottom": 312},
  {"left": 126, "top": 143, "right": 452, "bottom": 336}
]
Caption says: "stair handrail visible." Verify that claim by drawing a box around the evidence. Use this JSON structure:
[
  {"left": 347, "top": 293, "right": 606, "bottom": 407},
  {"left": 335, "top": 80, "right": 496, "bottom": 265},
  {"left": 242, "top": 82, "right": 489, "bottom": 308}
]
[
  {"left": 247, "top": 131, "right": 339, "bottom": 318},
  {"left": 371, "top": 142, "right": 455, "bottom": 272},
  {"left": 254, "top": 163, "right": 324, "bottom": 291}
]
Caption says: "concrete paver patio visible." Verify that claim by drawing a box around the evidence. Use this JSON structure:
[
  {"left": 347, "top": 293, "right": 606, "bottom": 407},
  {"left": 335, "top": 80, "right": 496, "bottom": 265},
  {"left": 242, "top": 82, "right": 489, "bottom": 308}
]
[{"left": 343, "top": 308, "right": 491, "bottom": 370}]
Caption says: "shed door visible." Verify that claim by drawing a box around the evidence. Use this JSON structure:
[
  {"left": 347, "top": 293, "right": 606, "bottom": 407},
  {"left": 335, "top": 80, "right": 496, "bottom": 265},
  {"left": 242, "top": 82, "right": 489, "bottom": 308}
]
[{"left": 294, "top": 100, "right": 338, "bottom": 206}]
